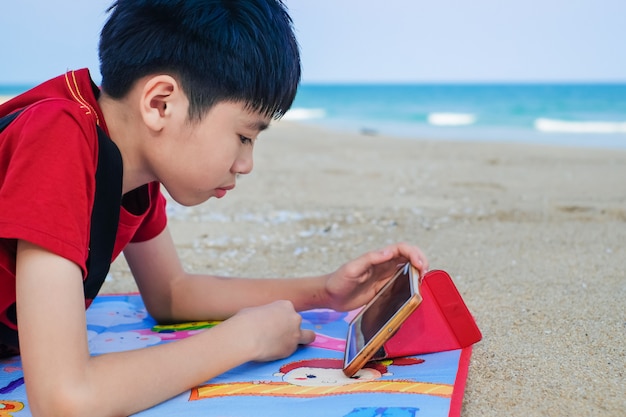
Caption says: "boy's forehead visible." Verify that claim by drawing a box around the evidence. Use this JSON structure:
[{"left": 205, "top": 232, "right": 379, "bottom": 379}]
[{"left": 204, "top": 101, "right": 271, "bottom": 131}]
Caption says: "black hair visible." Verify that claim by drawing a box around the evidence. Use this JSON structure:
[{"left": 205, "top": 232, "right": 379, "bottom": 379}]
[{"left": 99, "top": 0, "right": 300, "bottom": 120}]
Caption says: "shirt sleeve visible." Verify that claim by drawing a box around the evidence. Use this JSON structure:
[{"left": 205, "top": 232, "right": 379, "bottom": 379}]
[{"left": 0, "top": 99, "right": 98, "bottom": 274}]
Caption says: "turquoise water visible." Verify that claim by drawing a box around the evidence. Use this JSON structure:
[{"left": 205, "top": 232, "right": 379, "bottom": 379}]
[
  {"left": 0, "top": 85, "right": 33, "bottom": 97},
  {"left": 286, "top": 84, "right": 626, "bottom": 149},
  {"left": 3, "top": 83, "right": 626, "bottom": 148}
]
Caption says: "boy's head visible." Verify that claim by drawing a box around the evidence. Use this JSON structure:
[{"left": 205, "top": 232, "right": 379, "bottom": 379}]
[{"left": 99, "top": 0, "right": 300, "bottom": 121}]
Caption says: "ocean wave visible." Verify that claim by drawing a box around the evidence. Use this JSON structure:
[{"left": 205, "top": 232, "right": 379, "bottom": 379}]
[
  {"left": 427, "top": 112, "right": 476, "bottom": 126},
  {"left": 535, "top": 118, "right": 626, "bottom": 134},
  {"left": 283, "top": 107, "right": 326, "bottom": 121}
]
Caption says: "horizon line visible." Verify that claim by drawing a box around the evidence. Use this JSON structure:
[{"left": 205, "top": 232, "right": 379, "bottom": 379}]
[
  {"left": 298, "top": 79, "right": 626, "bottom": 86},
  {"left": 2, "top": 79, "right": 626, "bottom": 89}
]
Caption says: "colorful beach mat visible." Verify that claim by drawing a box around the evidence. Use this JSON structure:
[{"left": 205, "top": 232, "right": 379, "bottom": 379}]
[{"left": 0, "top": 294, "right": 474, "bottom": 417}]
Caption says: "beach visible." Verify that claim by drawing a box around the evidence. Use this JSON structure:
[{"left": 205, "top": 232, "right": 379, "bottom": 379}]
[{"left": 101, "top": 120, "right": 625, "bottom": 416}]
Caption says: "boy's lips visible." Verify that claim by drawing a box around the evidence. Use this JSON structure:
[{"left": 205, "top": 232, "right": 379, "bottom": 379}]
[{"left": 214, "top": 184, "right": 235, "bottom": 198}]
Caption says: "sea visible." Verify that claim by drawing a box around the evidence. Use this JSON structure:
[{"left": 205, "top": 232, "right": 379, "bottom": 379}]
[
  {"left": 2, "top": 82, "right": 626, "bottom": 149},
  {"left": 284, "top": 83, "right": 626, "bottom": 149}
]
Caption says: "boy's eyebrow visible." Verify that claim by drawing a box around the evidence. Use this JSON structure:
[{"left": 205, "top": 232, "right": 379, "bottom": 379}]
[{"left": 247, "top": 120, "right": 270, "bottom": 132}]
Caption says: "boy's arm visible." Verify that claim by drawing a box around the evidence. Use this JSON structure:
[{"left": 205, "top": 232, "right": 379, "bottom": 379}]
[
  {"left": 124, "top": 226, "right": 331, "bottom": 322},
  {"left": 16, "top": 240, "right": 312, "bottom": 417},
  {"left": 124, "top": 226, "right": 428, "bottom": 322}
]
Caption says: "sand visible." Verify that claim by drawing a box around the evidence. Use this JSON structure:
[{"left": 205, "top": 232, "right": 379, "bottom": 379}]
[{"left": 103, "top": 121, "right": 626, "bottom": 416}]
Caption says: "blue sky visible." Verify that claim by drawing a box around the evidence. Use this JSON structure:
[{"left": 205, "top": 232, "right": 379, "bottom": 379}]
[{"left": 1, "top": 0, "right": 625, "bottom": 85}]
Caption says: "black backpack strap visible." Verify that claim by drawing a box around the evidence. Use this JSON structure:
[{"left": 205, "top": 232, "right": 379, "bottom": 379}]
[
  {"left": 84, "top": 126, "right": 123, "bottom": 300},
  {"left": 0, "top": 110, "right": 122, "bottom": 300},
  {"left": 0, "top": 110, "right": 22, "bottom": 131}
]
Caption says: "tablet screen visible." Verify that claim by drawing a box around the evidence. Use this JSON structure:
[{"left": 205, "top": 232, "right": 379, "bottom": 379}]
[{"left": 344, "top": 265, "right": 413, "bottom": 367}]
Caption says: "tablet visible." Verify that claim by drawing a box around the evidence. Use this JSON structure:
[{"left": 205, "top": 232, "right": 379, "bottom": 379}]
[{"left": 343, "top": 263, "right": 422, "bottom": 377}]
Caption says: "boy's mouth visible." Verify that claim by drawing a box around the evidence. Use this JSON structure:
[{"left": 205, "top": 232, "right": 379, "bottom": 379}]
[{"left": 214, "top": 184, "right": 235, "bottom": 198}]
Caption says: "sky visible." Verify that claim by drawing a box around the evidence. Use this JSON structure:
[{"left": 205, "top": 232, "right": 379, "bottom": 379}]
[{"left": 1, "top": 0, "right": 625, "bottom": 85}]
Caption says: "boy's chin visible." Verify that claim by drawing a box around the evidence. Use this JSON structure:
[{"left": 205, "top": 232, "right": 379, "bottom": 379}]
[{"left": 165, "top": 189, "right": 212, "bottom": 207}]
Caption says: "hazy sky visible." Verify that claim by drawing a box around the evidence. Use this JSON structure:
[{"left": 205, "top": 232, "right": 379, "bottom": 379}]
[{"left": 1, "top": 0, "right": 624, "bottom": 85}]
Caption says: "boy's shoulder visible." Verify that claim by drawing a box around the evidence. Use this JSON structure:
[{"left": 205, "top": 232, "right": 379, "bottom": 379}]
[
  {"left": 0, "top": 69, "right": 104, "bottom": 128},
  {"left": 0, "top": 72, "right": 106, "bottom": 181},
  {"left": 1, "top": 100, "right": 101, "bottom": 164}
]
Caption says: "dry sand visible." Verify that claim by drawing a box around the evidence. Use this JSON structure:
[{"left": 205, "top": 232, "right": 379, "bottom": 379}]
[{"left": 104, "top": 121, "right": 626, "bottom": 417}]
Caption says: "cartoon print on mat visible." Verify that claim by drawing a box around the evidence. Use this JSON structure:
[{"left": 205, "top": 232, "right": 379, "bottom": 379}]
[
  {"left": 0, "top": 378, "right": 24, "bottom": 395},
  {"left": 152, "top": 321, "right": 220, "bottom": 334},
  {"left": 190, "top": 356, "right": 454, "bottom": 400},
  {"left": 87, "top": 329, "right": 163, "bottom": 354},
  {"left": 342, "top": 407, "right": 419, "bottom": 417},
  {"left": 300, "top": 309, "right": 357, "bottom": 352},
  {"left": 300, "top": 309, "right": 350, "bottom": 327},
  {"left": 274, "top": 358, "right": 398, "bottom": 386},
  {"left": 86, "top": 300, "right": 149, "bottom": 327},
  {"left": 0, "top": 358, "right": 24, "bottom": 396},
  {"left": 87, "top": 298, "right": 162, "bottom": 354},
  {"left": 0, "top": 359, "right": 24, "bottom": 416},
  {"left": 0, "top": 401, "right": 24, "bottom": 417},
  {"left": 88, "top": 324, "right": 225, "bottom": 353}
]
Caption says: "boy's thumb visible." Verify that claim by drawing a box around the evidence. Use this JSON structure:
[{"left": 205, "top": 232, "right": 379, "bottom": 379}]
[{"left": 299, "top": 329, "right": 316, "bottom": 345}]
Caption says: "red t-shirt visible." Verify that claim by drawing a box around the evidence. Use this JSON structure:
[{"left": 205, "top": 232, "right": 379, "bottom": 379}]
[{"left": 0, "top": 69, "right": 168, "bottom": 355}]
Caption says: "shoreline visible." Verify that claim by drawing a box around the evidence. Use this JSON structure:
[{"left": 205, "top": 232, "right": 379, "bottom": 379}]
[
  {"left": 105, "top": 121, "right": 625, "bottom": 416},
  {"left": 3, "top": 91, "right": 626, "bottom": 151},
  {"left": 281, "top": 118, "right": 626, "bottom": 151}
]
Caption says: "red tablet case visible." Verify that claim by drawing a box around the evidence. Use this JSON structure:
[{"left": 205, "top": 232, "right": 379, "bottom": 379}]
[{"left": 376, "top": 269, "right": 482, "bottom": 358}]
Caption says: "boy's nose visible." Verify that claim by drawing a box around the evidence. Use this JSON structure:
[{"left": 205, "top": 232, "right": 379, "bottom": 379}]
[{"left": 233, "top": 153, "right": 253, "bottom": 175}]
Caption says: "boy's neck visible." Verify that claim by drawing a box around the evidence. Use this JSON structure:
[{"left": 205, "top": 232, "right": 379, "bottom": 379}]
[{"left": 98, "top": 92, "right": 155, "bottom": 195}]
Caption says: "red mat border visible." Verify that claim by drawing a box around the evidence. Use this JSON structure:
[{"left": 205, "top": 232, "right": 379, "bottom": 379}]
[{"left": 449, "top": 345, "right": 473, "bottom": 417}]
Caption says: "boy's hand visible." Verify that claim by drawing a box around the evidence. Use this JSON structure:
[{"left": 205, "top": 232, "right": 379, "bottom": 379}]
[
  {"left": 231, "top": 300, "right": 316, "bottom": 362},
  {"left": 323, "top": 242, "right": 428, "bottom": 312}
]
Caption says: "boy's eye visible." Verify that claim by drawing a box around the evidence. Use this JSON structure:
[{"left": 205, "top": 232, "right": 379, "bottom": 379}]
[{"left": 239, "top": 135, "right": 253, "bottom": 145}]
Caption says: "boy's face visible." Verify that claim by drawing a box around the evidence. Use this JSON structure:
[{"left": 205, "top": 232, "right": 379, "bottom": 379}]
[{"left": 153, "top": 101, "right": 270, "bottom": 206}]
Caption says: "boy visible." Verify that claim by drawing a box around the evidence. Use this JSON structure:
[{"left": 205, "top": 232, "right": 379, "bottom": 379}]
[{"left": 0, "top": 1, "right": 428, "bottom": 416}]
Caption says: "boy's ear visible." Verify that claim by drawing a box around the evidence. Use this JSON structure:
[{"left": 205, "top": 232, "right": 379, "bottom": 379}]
[{"left": 140, "top": 75, "right": 186, "bottom": 132}]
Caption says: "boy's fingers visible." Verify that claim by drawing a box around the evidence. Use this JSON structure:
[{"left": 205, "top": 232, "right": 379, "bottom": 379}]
[
  {"left": 299, "top": 329, "right": 316, "bottom": 345},
  {"left": 389, "top": 242, "right": 429, "bottom": 276}
]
